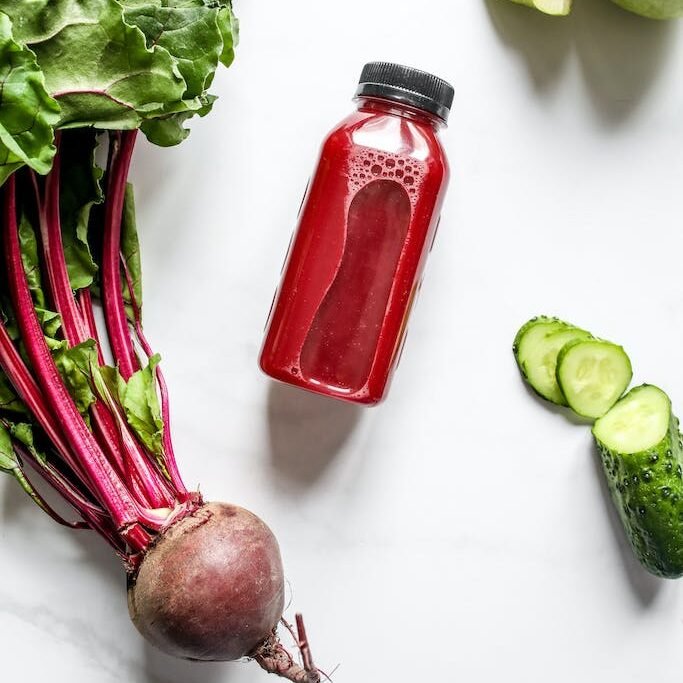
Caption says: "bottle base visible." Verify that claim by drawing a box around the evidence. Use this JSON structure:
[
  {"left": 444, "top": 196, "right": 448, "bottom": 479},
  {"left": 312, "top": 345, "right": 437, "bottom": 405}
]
[{"left": 258, "top": 360, "right": 385, "bottom": 407}]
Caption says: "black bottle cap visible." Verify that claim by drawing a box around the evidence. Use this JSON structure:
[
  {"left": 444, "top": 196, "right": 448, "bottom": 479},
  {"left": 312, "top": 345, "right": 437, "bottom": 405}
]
[{"left": 355, "top": 62, "right": 454, "bottom": 123}]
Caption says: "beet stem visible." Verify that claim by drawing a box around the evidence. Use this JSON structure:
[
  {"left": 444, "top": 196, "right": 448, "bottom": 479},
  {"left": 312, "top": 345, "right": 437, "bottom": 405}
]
[
  {"left": 34, "top": 154, "right": 132, "bottom": 479},
  {"left": 36, "top": 135, "right": 88, "bottom": 343},
  {"left": 0, "top": 286, "right": 133, "bottom": 558},
  {"left": 34, "top": 141, "right": 176, "bottom": 511},
  {"left": 92, "top": 364, "right": 175, "bottom": 509},
  {"left": 0, "top": 318, "right": 88, "bottom": 484},
  {"left": 6, "top": 424, "right": 128, "bottom": 556},
  {"left": 121, "top": 258, "right": 188, "bottom": 498},
  {"left": 9, "top": 443, "right": 89, "bottom": 529},
  {"left": 78, "top": 289, "right": 106, "bottom": 365},
  {"left": 0, "top": 285, "right": 149, "bottom": 554},
  {"left": 3, "top": 176, "right": 156, "bottom": 551},
  {"left": 295, "top": 614, "right": 317, "bottom": 676},
  {"left": 78, "top": 287, "right": 178, "bottom": 507},
  {"left": 102, "top": 130, "right": 140, "bottom": 380},
  {"left": 18, "top": 444, "right": 107, "bottom": 518}
]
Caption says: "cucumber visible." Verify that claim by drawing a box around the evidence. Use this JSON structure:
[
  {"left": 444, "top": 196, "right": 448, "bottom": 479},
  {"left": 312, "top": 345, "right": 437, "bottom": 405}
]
[
  {"left": 594, "top": 385, "right": 683, "bottom": 579},
  {"left": 513, "top": 317, "right": 592, "bottom": 405},
  {"left": 556, "top": 339, "right": 632, "bottom": 419}
]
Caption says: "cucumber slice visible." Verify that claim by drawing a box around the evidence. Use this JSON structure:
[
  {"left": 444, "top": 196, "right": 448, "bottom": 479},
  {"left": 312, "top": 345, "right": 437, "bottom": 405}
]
[
  {"left": 513, "top": 317, "right": 592, "bottom": 405},
  {"left": 556, "top": 339, "right": 632, "bottom": 419},
  {"left": 593, "top": 384, "right": 669, "bottom": 454},
  {"left": 594, "top": 385, "right": 683, "bottom": 578}
]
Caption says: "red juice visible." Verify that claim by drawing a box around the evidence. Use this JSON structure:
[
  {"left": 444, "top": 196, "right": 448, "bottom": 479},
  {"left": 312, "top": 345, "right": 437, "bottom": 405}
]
[{"left": 260, "top": 63, "right": 453, "bottom": 405}]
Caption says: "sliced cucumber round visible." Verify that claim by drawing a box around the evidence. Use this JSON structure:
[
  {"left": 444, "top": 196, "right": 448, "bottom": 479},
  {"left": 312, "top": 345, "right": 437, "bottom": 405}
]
[
  {"left": 513, "top": 316, "right": 592, "bottom": 405},
  {"left": 556, "top": 338, "right": 632, "bottom": 419},
  {"left": 593, "top": 384, "right": 670, "bottom": 454},
  {"left": 594, "top": 385, "right": 683, "bottom": 578}
]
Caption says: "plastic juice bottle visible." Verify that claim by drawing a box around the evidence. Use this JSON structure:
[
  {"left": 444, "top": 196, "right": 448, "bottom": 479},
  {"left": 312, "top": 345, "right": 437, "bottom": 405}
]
[{"left": 260, "top": 62, "right": 453, "bottom": 405}]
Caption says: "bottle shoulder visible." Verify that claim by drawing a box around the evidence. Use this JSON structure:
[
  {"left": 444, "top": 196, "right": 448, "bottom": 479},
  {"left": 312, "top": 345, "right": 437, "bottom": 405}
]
[{"left": 321, "top": 109, "right": 448, "bottom": 175}]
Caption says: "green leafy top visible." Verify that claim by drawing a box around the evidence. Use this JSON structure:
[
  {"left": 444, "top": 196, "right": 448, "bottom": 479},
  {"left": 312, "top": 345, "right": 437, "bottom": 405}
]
[
  {"left": 0, "top": 12, "right": 61, "bottom": 186},
  {"left": 0, "top": 0, "right": 237, "bottom": 183}
]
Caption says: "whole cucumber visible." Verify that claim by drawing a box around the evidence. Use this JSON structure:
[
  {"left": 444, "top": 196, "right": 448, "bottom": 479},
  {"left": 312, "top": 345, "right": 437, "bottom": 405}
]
[{"left": 594, "top": 385, "right": 683, "bottom": 578}]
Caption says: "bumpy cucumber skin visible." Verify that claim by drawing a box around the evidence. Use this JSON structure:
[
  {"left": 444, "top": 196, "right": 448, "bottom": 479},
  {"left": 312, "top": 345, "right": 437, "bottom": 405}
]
[
  {"left": 512, "top": 316, "right": 590, "bottom": 406},
  {"left": 556, "top": 338, "right": 633, "bottom": 419},
  {"left": 595, "top": 399, "right": 683, "bottom": 579}
]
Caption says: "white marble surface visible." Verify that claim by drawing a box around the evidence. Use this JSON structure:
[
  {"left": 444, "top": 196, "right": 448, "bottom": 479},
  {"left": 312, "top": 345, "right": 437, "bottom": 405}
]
[{"left": 3, "top": 1, "right": 683, "bottom": 681}]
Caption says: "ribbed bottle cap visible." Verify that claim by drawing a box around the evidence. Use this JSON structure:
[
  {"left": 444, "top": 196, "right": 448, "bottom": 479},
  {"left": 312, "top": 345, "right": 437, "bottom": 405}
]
[{"left": 355, "top": 62, "right": 454, "bottom": 123}]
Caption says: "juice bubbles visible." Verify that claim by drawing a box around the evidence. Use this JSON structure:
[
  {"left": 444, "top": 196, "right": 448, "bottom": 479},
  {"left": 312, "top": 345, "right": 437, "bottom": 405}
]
[{"left": 260, "top": 62, "right": 453, "bottom": 405}]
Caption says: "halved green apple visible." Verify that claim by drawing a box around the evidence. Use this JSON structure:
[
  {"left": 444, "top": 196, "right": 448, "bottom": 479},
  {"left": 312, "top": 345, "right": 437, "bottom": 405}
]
[{"left": 508, "top": 0, "right": 572, "bottom": 15}]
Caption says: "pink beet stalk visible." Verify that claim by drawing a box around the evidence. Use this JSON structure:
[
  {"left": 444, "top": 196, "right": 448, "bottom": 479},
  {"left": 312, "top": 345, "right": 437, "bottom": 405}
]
[
  {"left": 0, "top": 321, "right": 89, "bottom": 484},
  {"left": 34, "top": 159, "right": 128, "bottom": 480},
  {"left": 102, "top": 131, "right": 140, "bottom": 380},
  {"left": 0, "top": 295, "right": 127, "bottom": 556},
  {"left": 34, "top": 152, "right": 175, "bottom": 511},
  {"left": 0, "top": 420, "right": 88, "bottom": 531},
  {"left": 79, "top": 287, "right": 180, "bottom": 507},
  {"left": 36, "top": 136, "right": 89, "bottom": 343},
  {"left": 3, "top": 176, "right": 160, "bottom": 550},
  {"left": 9, "top": 439, "right": 129, "bottom": 554},
  {"left": 122, "top": 260, "right": 188, "bottom": 498},
  {"left": 0, "top": 325, "right": 128, "bottom": 558}
]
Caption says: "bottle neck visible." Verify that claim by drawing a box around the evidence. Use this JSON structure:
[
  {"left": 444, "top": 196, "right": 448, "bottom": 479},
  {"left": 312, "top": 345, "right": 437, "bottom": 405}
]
[{"left": 355, "top": 96, "right": 445, "bottom": 129}]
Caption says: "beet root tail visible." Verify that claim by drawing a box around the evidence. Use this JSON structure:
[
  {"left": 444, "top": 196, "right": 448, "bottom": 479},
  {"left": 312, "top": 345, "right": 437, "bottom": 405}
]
[{"left": 252, "top": 616, "right": 322, "bottom": 683}]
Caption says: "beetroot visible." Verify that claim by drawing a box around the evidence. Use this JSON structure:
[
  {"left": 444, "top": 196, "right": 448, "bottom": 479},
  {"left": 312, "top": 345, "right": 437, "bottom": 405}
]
[{"left": 129, "top": 503, "right": 285, "bottom": 662}]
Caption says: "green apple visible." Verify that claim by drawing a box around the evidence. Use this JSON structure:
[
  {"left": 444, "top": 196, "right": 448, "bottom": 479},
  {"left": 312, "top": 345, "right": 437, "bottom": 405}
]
[
  {"left": 508, "top": 0, "right": 572, "bottom": 15},
  {"left": 610, "top": 0, "right": 683, "bottom": 18}
]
